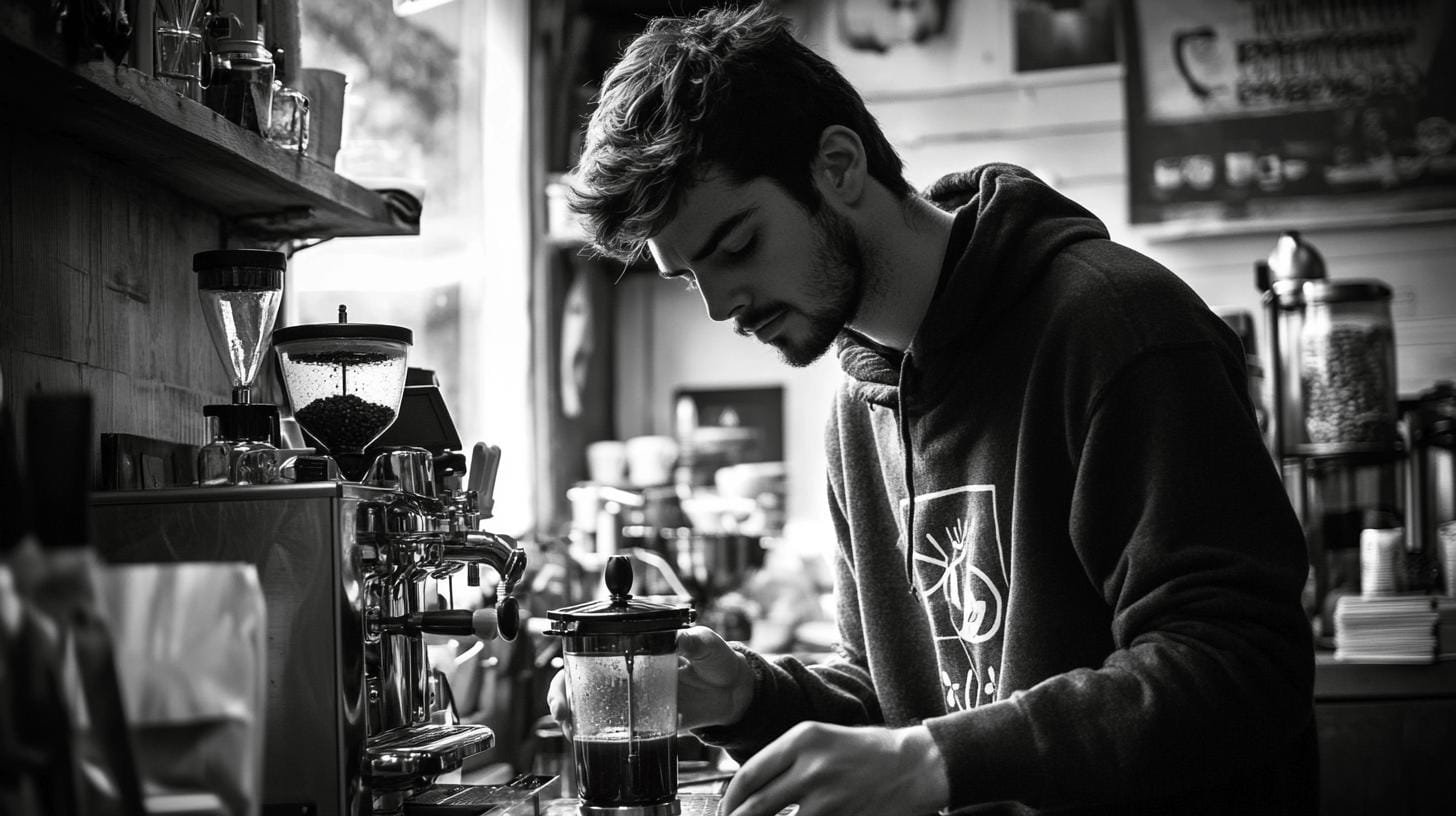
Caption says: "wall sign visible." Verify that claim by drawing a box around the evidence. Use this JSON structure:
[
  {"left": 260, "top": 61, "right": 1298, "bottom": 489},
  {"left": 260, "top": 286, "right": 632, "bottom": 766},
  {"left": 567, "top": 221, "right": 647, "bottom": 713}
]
[{"left": 1121, "top": 0, "right": 1456, "bottom": 234}]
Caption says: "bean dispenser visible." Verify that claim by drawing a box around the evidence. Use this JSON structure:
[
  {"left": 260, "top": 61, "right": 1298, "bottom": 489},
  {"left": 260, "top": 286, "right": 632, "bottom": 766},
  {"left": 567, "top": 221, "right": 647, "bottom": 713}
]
[{"left": 194, "top": 249, "right": 286, "bottom": 485}]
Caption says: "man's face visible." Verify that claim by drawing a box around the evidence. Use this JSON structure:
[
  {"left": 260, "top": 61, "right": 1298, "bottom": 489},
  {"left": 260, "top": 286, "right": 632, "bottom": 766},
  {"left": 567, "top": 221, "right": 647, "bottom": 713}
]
[{"left": 646, "top": 173, "right": 866, "bottom": 367}]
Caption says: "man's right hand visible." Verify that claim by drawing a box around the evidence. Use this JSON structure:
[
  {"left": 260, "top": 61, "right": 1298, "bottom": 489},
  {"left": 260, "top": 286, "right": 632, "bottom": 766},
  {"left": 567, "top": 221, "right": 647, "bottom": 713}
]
[{"left": 546, "top": 625, "right": 755, "bottom": 735}]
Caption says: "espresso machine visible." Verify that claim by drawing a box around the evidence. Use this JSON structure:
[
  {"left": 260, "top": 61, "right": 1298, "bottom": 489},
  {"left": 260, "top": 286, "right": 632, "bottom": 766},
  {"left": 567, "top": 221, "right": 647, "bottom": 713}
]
[
  {"left": 1255, "top": 231, "right": 1406, "bottom": 646},
  {"left": 91, "top": 293, "right": 538, "bottom": 814}
]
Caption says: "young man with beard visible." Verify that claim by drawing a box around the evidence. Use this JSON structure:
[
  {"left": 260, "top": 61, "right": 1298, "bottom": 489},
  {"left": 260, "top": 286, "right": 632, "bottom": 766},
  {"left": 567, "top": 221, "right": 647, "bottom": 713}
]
[{"left": 548, "top": 4, "right": 1317, "bottom": 815}]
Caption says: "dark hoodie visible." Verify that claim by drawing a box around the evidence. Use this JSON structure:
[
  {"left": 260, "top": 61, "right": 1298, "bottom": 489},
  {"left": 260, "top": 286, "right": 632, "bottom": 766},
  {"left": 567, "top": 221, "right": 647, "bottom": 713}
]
[{"left": 692, "top": 165, "right": 1317, "bottom": 814}]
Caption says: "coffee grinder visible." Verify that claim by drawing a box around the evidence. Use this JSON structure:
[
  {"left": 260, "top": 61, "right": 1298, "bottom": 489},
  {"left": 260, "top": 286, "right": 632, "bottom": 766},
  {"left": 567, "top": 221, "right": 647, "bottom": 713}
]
[
  {"left": 194, "top": 249, "right": 285, "bottom": 485},
  {"left": 1256, "top": 231, "right": 1405, "bottom": 647},
  {"left": 272, "top": 305, "right": 412, "bottom": 482},
  {"left": 547, "top": 555, "right": 695, "bottom": 816}
]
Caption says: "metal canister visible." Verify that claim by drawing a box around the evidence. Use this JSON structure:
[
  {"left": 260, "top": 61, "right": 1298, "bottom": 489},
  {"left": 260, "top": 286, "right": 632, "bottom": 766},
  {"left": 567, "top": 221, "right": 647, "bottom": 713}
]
[
  {"left": 1406, "top": 382, "right": 1456, "bottom": 593},
  {"left": 1256, "top": 231, "right": 1328, "bottom": 456}
]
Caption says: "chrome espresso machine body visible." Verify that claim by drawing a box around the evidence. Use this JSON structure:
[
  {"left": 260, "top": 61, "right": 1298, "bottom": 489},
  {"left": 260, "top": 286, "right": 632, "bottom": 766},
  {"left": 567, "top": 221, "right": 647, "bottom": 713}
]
[
  {"left": 91, "top": 454, "right": 528, "bottom": 815},
  {"left": 91, "top": 271, "right": 534, "bottom": 814}
]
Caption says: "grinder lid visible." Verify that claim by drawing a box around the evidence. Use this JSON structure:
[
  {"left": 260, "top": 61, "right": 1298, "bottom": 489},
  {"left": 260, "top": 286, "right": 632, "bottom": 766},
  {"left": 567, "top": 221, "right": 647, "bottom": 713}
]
[
  {"left": 272, "top": 322, "right": 412, "bottom": 345},
  {"left": 546, "top": 554, "right": 695, "bottom": 636}
]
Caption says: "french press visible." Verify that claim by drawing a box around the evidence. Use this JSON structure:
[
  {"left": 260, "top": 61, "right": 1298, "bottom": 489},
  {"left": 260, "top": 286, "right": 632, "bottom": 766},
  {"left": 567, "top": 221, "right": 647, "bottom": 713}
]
[{"left": 547, "top": 555, "right": 696, "bottom": 816}]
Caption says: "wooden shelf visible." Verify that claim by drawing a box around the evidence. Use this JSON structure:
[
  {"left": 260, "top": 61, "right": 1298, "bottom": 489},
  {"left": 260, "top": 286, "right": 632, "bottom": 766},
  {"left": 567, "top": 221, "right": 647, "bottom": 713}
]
[{"left": 0, "top": 4, "right": 418, "bottom": 241}]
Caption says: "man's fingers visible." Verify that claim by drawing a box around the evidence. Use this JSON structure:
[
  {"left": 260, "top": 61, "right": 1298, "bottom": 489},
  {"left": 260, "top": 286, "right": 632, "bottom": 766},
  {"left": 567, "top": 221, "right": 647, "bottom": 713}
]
[
  {"left": 720, "top": 735, "right": 797, "bottom": 815},
  {"left": 677, "top": 626, "right": 741, "bottom": 679},
  {"left": 546, "top": 670, "right": 573, "bottom": 739}
]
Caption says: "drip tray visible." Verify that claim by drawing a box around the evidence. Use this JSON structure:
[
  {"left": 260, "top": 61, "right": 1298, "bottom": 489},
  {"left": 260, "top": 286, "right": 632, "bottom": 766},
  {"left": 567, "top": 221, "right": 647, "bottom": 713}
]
[{"left": 366, "top": 723, "right": 496, "bottom": 780}]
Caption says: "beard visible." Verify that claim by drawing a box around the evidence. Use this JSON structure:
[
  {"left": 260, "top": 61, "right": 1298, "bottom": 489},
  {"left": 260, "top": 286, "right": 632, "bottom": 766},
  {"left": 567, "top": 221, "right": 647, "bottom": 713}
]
[{"left": 772, "top": 205, "right": 867, "bottom": 367}]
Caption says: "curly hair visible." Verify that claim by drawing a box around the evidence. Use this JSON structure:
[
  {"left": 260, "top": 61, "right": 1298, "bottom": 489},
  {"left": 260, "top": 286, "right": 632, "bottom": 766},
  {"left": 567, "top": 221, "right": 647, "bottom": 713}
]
[{"left": 568, "top": 2, "right": 912, "bottom": 263}]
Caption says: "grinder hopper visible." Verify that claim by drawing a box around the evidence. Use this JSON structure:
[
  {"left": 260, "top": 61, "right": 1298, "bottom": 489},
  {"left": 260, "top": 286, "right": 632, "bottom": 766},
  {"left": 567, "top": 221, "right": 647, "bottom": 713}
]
[{"left": 271, "top": 306, "right": 412, "bottom": 480}]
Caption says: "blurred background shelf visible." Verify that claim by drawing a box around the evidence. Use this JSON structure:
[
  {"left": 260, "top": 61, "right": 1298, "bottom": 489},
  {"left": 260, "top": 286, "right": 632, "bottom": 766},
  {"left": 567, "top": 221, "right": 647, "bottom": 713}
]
[{"left": 0, "top": 1, "right": 417, "bottom": 241}]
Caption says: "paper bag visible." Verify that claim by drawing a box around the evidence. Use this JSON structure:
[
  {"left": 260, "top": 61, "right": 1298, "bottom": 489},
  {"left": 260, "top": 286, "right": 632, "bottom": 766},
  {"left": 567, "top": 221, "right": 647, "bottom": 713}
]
[{"left": 95, "top": 563, "right": 267, "bottom": 816}]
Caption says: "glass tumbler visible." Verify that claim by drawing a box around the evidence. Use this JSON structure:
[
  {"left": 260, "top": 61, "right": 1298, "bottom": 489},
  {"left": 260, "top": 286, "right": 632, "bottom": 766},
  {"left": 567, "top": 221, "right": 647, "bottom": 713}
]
[{"left": 154, "top": 27, "right": 204, "bottom": 100}]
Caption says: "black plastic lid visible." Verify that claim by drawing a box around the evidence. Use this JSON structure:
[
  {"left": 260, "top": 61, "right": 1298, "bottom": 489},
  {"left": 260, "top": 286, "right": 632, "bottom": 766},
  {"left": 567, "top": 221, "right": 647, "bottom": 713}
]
[
  {"left": 546, "top": 555, "right": 695, "bottom": 636},
  {"left": 194, "top": 249, "right": 287, "bottom": 271},
  {"left": 1301, "top": 279, "right": 1392, "bottom": 304},
  {"left": 272, "top": 322, "right": 413, "bottom": 345}
]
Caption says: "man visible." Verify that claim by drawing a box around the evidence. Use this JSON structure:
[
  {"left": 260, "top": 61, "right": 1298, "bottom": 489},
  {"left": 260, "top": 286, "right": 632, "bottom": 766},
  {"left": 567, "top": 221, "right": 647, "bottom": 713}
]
[{"left": 550, "top": 4, "right": 1317, "bottom": 815}]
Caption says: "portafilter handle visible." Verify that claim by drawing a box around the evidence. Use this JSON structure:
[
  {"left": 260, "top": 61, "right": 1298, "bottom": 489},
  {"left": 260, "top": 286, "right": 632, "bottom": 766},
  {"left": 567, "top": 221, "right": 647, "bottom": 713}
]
[{"left": 376, "top": 607, "right": 519, "bottom": 640}]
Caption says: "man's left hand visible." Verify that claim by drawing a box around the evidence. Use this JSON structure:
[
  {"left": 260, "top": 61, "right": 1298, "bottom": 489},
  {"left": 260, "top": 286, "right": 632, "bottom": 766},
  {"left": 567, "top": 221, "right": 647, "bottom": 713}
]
[{"left": 719, "top": 722, "right": 949, "bottom": 816}]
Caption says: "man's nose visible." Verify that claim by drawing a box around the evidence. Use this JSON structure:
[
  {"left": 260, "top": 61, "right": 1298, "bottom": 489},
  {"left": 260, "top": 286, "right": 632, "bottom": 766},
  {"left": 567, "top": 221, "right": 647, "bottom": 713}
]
[{"left": 695, "top": 274, "right": 746, "bottom": 323}]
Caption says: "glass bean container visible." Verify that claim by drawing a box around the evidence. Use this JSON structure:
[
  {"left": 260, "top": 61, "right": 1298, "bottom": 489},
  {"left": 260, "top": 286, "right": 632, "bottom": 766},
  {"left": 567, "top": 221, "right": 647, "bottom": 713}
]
[
  {"left": 272, "top": 313, "right": 411, "bottom": 478},
  {"left": 1298, "top": 280, "right": 1397, "bottom": 450}
]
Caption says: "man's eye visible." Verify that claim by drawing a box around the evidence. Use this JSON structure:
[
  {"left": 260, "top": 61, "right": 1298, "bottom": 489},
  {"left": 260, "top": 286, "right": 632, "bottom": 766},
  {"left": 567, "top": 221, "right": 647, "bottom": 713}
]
[{"left": 722, "top": 234, "right": 756, "bottom": 258}]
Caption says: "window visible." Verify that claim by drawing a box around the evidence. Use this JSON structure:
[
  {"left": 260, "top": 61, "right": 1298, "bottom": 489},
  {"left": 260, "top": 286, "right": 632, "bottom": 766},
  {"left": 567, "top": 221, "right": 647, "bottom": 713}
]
[{"left": 287, "top": 0, "right": 534, "bottom": 536}]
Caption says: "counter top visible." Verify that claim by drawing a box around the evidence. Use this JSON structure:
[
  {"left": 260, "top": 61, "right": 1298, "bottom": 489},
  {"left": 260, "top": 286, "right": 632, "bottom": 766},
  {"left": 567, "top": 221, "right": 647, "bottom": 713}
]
[{"left": 1314, "top": 651, "right": 1456, "bottom": 701}]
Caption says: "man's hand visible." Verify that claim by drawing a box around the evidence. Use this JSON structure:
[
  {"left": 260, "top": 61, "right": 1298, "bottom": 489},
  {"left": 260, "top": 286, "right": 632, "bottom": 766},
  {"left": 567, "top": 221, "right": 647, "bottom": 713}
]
[
  {"left": 675, "top": 625, "right": 755, "bottom": 730},
  {"left": 719, "top": 723, "right": 949, "bottom": 816},
  {"left": 545, "top": 625, "right": 754, "bottom": 737}
]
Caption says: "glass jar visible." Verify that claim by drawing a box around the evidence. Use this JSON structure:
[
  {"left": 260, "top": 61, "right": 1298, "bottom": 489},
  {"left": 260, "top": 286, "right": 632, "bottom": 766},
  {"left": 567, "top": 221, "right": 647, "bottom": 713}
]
[
  {"left": 1298, "top": 280, "right": 1397, "bottom": 449},
  {"left": 266, "top": 82, "right": 310, "bottom": 152},
  {"left": 204, "top": 38, "right": 275, "bottom": 134}
]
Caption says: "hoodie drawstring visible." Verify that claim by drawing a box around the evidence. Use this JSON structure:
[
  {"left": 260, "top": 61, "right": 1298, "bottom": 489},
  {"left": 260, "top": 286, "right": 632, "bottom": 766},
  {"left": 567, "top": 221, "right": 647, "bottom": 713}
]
[{"left": 897, "top": 354, "right": 918, "bottom": 596}]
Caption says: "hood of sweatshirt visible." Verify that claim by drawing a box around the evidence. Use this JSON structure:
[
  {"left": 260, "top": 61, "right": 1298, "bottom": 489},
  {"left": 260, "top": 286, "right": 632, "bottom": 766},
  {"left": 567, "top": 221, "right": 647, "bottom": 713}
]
[{"left": 836, "top": 163, "right": 1109, "bottom": 407}]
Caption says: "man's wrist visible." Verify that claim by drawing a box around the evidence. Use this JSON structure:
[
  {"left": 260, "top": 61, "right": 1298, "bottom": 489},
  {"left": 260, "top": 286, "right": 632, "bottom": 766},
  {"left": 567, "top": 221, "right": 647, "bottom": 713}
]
[
  {"left": 898, "top": 724, "right": 950, "bottom": 815},
  {"left": 726, "top": 649, "right": 756, "bottom": 725}
]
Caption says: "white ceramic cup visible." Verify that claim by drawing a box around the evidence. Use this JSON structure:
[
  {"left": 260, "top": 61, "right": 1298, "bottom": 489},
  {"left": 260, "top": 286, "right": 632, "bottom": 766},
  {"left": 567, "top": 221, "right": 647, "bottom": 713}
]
[
  {"left": 626, "top": 435, "right": 679, "bottom": 487},
  {"left": 585, "top": 440, "right": 628, "bottom": 486}
]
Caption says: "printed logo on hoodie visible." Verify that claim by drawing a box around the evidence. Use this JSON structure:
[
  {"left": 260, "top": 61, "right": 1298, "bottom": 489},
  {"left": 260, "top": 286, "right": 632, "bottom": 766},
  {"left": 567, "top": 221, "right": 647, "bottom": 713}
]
[{"left": 905, "top": 484, "right": 1009, "bottom": 711}]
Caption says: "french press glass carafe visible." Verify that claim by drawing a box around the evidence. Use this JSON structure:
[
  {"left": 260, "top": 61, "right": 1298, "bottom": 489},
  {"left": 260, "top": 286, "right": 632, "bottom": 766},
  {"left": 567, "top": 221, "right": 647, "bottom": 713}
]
[{"left": 547, "top": 555, "right": 695, "bottom": 816}]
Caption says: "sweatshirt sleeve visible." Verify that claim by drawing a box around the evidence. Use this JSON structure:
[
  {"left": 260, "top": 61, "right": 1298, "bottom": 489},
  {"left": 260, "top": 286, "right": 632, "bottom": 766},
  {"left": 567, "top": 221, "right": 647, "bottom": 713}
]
[
  {"left": 925, "top": 342, "right": 1315, "bottom": 810},
  {"left": 691, "top": 418, "right": 883, "bottom": 760}
]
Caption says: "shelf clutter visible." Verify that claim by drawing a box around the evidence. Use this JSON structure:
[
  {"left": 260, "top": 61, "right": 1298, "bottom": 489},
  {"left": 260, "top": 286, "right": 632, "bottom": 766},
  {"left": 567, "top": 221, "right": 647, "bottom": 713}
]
[{"left": 0, "top": 0, "right": 417, "bottom": 241}]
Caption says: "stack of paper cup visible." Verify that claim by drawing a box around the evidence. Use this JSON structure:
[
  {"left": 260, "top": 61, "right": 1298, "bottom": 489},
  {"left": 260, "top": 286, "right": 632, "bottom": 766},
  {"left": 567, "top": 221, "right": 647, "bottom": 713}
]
[
  {"left": 1439, "top": 521, "right": 1456, "bottom": 598},
  {"left": 1360, "top": 525, "right": 1404, "bottom": 597}
]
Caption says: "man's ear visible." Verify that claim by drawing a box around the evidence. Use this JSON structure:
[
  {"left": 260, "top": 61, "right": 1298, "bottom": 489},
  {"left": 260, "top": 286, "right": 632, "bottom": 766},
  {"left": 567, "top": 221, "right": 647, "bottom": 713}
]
[{"left": 813, "top": 125, "right": 867, "bottom": 205}]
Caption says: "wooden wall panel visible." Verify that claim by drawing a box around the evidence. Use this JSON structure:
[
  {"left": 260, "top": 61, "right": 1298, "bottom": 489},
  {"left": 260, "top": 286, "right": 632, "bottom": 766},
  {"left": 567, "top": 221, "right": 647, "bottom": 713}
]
[{"left": 1, "top": 122, "right": 230, "bottom": 483}]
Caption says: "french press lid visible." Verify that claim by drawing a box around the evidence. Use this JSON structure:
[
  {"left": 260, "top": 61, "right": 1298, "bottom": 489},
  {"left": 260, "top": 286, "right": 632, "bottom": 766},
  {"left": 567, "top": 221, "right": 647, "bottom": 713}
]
[{"left": 546, "top": 555, "right": 695, "bottom": 637}]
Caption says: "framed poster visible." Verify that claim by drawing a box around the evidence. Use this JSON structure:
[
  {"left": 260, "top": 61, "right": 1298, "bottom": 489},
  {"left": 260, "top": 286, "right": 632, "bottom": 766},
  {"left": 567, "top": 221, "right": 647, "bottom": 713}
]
[{"left": 1121, "top": 0, "right": 1456, "bottom": 235}]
